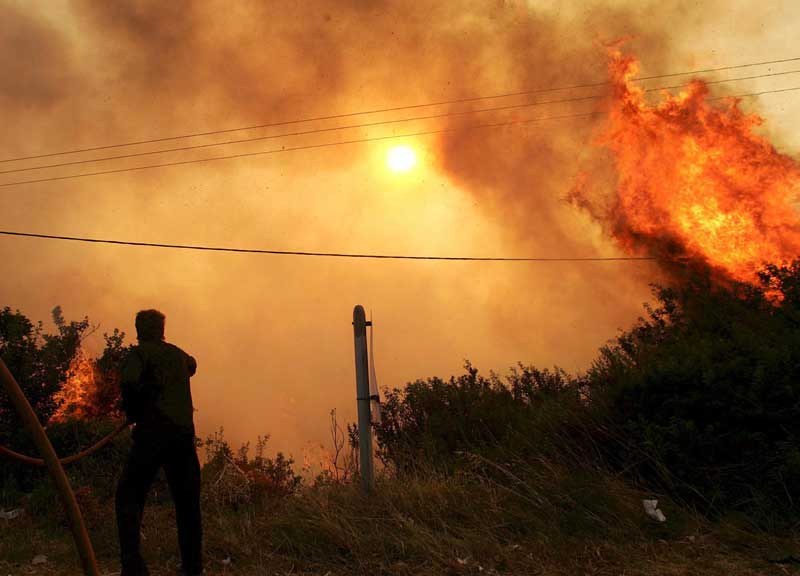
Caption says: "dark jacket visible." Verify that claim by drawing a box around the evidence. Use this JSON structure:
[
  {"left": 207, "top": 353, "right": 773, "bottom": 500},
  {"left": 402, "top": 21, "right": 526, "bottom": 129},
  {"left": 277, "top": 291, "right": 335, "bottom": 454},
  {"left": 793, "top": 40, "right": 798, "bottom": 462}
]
[{"left": 120, "top": 340, "right": 197, "bottom": 435}]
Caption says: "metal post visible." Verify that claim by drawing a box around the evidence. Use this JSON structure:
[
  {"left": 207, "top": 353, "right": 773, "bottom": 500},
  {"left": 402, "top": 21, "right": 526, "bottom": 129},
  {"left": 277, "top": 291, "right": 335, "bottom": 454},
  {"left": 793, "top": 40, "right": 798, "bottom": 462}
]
[
  {"left": 353, "top": 305, "right": 374, "bottom": 492},
  {"left": 0, "top": 357, "right": 99, "bottom": 576}
]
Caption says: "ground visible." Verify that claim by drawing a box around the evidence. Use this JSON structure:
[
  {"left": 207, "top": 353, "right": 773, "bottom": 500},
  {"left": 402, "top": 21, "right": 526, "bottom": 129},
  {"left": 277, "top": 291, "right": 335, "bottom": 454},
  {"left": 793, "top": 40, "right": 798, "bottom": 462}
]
[{"left": 2, "top": 485, "right": 799, "bottom": 576}]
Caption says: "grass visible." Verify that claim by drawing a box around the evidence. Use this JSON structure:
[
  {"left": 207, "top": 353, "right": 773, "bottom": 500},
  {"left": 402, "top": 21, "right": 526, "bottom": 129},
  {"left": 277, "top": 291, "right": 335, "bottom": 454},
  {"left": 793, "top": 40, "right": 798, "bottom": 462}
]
[{"left": 2, "top": 456, "right": 798, "bottom": 576}]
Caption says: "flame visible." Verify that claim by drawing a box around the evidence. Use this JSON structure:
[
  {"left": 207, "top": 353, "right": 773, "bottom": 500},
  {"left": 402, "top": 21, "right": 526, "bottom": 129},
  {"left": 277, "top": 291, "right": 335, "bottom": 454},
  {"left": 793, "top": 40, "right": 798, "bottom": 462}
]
[
  {"left": 301, "top": 443, "right": 342, "bottom": 478},
  {"left": 50, "top": 349, "right": 101, "bottom": 423},
  {"left": 579, "top": 50, "right": 800, "bottom": 286}
]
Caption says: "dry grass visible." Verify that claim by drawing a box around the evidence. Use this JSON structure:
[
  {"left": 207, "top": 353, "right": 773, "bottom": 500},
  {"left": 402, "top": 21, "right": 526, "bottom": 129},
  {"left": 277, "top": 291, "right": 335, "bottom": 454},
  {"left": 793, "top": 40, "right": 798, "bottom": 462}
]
[{"left": 2, "top": 460, "right": 798, "bottom": 576}]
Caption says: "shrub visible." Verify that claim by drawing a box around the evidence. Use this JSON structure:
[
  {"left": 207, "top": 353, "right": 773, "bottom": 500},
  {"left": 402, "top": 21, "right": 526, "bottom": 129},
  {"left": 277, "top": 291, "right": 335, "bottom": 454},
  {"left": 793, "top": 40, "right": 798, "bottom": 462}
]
[
  {"left": 0, "top": 306, "right": 88, "bottom": 438},
  {"left": 202, "top": 428, "right": 302, "bottom": 508},
  {"left": 46, "top": 417, "right": 132, "bottom": 500},
  {"left": 373, "top": 362, "right": 588, "bottom": 473},
  {"left": 587, "top": 264, "right": 800, "bottom": 523}
]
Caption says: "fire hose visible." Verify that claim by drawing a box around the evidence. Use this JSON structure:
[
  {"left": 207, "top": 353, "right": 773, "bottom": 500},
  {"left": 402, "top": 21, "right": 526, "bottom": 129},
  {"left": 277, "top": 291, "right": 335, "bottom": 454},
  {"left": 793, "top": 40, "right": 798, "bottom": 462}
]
[
  {"left": 0, "top": 421, "right": 128, "bottom": 466},
  {"left": 0, "top": 357, "right": 127, "bottom": 576}
]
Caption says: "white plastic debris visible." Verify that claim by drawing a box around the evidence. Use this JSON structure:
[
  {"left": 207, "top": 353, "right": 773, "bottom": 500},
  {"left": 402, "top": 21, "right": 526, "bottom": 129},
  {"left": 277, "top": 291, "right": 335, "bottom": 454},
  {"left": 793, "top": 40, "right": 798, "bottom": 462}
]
[
  {"left": 31, "top": 555, "right": 47, "bottom": 565},
  {"left": 0, "top": 508, "right": 23, "bottom": 520},
  {"left": 368, "top": 313, "right": 382, "bottom": 424},
  {"left": 642, "top": 499, "right": 667, "bottom": 522}
]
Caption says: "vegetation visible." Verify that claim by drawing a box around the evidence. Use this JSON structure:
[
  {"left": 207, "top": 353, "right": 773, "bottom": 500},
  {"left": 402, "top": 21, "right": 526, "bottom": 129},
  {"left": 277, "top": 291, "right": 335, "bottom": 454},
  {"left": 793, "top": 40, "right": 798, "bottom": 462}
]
[
  {"left": 372, "top": 264, "right": 800, "bottom": 527},
  {"left": 589, "top": 265, "right": 800, "bottom": 526},
  {"left": 0, "top": 306, "right": 89, "bottom": 438},
  {"left": 0, "top": 307, "right": 127, "bottom": 499},
  {"left": 201, "top": 428, "right": 302, "bottom": 508},
  {"left": 1, "top": 263, "right": 799, "bottom": 574},
  {"left": 374, "top": 363, "right": 585, "bottom": 473}
]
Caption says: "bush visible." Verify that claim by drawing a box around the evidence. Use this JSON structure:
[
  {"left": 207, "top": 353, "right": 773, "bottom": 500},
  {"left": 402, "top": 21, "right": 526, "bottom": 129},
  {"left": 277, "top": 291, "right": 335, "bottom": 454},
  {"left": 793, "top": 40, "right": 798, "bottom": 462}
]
[
  {"left": 587, "top": 264, "right": 800, "bottom": 523},
  {"left": 0, "top": 307, "right": 127, "bottom": 505},
  {"left": 202, "top": 428, "right": 302, "bottom": 508},
  {"left": 0, "top": 306, "right": 88, "bottom": 438},
  {"left": 374, "top": 362, "right": 588, "bottom": 473},
  {"left": 46, "top": 417, "right": 132, "bottom": 500}
]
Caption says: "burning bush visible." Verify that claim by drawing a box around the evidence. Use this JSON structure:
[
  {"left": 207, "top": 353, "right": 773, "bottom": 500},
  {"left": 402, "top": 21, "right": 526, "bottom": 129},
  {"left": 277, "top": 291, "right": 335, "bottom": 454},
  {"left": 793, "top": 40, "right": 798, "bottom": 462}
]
[
  {"left": 0, "top": 307, "right": 128, "bottom": 502},
  {"left": 49, "top": 330, "right": 126, "bottom": 424},
  {"left": 0, "top": 306, "right": 87, "bottom": 439}
]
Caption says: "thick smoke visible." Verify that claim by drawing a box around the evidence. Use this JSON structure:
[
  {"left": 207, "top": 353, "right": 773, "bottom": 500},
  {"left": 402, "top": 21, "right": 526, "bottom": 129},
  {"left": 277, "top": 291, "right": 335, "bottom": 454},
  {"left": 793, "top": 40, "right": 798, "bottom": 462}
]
[
  {"left": 0, "top": 7, "right": 73, "bottom": 108},
  {"left": 2, "top": 0, "right": 787, "bottom": 457}
]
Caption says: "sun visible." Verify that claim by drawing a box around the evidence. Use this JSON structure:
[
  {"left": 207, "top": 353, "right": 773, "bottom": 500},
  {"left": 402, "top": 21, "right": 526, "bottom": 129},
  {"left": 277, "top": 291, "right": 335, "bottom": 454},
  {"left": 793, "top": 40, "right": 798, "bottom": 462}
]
[{"left": 386, "top": 145, "right": 417, "bottom": 173}]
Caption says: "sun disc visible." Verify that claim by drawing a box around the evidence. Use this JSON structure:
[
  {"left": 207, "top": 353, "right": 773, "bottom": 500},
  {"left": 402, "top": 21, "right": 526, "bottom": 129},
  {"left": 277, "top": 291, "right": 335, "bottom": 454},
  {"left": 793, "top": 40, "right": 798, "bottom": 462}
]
[{"left": 387, "top": 145, "right": 417, "bottom": 173}]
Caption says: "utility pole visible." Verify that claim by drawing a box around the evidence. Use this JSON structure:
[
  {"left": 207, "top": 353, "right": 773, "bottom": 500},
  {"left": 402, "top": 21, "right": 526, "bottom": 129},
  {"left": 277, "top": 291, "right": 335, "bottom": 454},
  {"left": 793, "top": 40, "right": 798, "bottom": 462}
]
[
  {"left": 353, "top": 305, "right": 374, "bottom": 492},
  {"left": 0, "top": 357, "right": 99, "bottom": 576}
]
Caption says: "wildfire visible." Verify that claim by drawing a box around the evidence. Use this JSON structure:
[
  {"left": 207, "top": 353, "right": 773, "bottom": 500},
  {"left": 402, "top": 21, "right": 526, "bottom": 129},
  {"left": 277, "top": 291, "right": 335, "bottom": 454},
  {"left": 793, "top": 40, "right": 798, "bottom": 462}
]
[
  {"left": 50, "top": 349, "right": 101, "bottom": 423},
  {"left": 301, "top": 443, "right": 345, "bottom": 480},
  {"left": 577, "top": 49, "right": 800, "bottom": 285}
]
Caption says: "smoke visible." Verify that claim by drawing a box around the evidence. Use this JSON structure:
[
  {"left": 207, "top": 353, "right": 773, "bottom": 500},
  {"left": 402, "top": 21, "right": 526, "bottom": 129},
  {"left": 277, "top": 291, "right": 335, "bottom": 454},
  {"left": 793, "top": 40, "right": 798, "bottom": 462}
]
[
  {"left": 0, "top": 6, "right": 76, "bottom": 109},
  {"left": 1, "top": 0, "right": 790, "bottom": 456}
]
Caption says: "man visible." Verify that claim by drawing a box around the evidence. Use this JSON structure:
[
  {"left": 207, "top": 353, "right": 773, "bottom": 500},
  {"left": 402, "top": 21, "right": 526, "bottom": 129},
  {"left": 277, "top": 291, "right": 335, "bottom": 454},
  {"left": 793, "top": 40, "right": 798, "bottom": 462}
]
[{"left": 116, "top": 309, "right": 202, "bottom": 576}]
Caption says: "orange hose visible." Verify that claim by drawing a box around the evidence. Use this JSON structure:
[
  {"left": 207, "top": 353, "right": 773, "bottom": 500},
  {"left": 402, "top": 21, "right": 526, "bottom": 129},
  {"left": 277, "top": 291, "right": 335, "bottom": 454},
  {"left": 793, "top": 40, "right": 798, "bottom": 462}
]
[
  {"left": 0, "top": 357, "right": 100, "bottom": 576},
  {"left": 0, "top": 421, "right": 128, "bottom": 466}
]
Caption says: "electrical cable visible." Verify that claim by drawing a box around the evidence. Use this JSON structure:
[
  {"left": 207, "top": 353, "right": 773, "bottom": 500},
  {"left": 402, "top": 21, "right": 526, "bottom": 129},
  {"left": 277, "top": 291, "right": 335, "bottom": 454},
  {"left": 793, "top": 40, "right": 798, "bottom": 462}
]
[
  {"left": 0, "top": 230, "right": 659, "bottom": 261},
  {"left": 3, "top": 68, "right": 797, "bottom": 177},
  {"left": 1, "top": 56, "right": 798, "bottom": 164},
  {"left": 1, "top": 85, "right": 798, "bottom": 189},
  {"left": 0, "top": 111, "right": 599, "bottom": 187}
]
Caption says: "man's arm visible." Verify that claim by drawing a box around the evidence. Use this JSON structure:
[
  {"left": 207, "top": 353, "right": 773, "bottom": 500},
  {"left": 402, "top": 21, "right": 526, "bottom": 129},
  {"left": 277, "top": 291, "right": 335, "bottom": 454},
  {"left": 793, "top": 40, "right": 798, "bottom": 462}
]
[{"left": 186, "top": 354, "right": 197, "bottom": 377}]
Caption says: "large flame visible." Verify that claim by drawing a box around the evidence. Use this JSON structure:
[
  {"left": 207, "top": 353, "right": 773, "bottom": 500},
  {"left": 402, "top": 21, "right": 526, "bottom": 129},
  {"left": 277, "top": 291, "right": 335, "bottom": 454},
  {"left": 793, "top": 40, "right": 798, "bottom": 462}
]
[
  {"left": 50, "top": 349, "right": 101, "bottom": 423},
  {"left": 580, "top": 50, "right": 800, "bottom": 285}
]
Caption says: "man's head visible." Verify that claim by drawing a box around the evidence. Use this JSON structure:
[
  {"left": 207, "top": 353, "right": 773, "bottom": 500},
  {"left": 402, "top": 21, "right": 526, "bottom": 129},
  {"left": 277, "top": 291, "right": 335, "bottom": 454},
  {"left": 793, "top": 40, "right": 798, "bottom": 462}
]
[{"left": 135, "top": 309, "right": 166, "bottom": 342}]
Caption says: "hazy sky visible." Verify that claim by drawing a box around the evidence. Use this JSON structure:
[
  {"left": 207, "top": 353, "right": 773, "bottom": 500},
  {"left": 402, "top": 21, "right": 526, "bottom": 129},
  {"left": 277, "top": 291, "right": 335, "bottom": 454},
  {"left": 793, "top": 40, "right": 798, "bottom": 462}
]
[{"left": 1, "top": 0, "right": 798, "bottom": 460}]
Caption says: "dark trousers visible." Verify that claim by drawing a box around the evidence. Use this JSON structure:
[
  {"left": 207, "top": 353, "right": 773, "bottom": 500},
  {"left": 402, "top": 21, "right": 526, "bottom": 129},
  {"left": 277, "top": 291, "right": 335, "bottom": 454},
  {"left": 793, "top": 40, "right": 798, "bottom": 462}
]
[{"left": 116, "top": 425, "right": 202, "bottom": 576}]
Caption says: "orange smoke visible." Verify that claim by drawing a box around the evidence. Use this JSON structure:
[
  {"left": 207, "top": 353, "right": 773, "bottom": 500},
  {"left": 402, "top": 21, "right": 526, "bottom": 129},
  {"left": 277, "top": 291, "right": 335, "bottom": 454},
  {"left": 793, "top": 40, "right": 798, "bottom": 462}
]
[{"left": 579, "top": 50, "right": 800, "bottom": 286}]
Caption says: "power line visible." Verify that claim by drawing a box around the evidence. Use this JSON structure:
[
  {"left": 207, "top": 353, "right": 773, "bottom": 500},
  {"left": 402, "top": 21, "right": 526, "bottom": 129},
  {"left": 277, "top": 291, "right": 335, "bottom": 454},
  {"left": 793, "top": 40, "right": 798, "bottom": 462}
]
[
  {"left": 2, "top": 85, "right": 797, "bottom": 189},
  {"left": 0, "top": 99, "right": 599, "bottom": 176},
  {"left": 3, "top": 68, "right": 797, "bottom": 177},
  {"left": 0, "top": 230, "right": 658, "bottom": 262},
  {"left": 2, "top": 56, "right": 799, "bottom": 164},
  {"left": 0, "top": 111, "right": 599, "bottom": 187}
]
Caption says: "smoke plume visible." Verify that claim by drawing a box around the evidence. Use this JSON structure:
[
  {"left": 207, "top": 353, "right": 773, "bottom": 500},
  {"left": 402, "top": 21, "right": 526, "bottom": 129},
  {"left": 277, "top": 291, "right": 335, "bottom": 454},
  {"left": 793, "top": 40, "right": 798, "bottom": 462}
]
[{"left": 1, "top": 0, "right": 793, "bottom": 456}]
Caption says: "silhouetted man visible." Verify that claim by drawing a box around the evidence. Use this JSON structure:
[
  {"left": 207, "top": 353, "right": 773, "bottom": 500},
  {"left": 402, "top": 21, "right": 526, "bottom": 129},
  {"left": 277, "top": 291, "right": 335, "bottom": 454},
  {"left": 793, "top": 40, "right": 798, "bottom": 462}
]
[{"left": 116, "top": 309, "right": 202, "bottom": 576}]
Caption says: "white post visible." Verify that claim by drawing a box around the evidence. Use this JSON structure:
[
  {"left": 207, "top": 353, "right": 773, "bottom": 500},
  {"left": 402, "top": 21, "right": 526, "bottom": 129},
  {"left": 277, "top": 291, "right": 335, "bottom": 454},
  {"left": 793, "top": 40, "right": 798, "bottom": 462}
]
[{"left": 353, "top": 305, "right": 374, "bottom": 492}]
